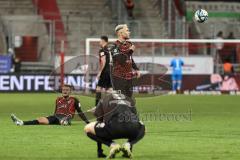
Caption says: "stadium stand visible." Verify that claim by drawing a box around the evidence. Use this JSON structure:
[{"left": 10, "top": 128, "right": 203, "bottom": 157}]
[
  {"left": 134, "top": 0, "right": 167, "bottom": 38},
  {"left": 20, "top": 61, "right": 53, "bottom": 73},
  {"left": 0, "top": 0, "right": 54, "bottom": 73},
  {"left": 186, "top": 1, "right": 240, "bottom": 39},
  {"left": 55, "top": 0, "right": 170, "bottom": 55},
  {"left": 0, "top": 0, "right": 35, "bottom": 15},
  {"left": 56, "top": 0, "right": 112, "bottom": 55},
  {"left": 0, "top": 0, "right": 239, "bottom": 75}
]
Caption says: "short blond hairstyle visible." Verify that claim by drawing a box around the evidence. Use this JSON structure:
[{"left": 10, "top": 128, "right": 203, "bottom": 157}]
[{"left": 115, "top": 24, "right": 128, "bottom": 33}]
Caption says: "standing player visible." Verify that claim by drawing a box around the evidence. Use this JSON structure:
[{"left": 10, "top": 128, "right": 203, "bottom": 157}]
[
  {"left": 11, "top": 84, "right": 89, "bottom": 126},
  {"left": 95, "top": 36, "right": 112, "bottom": 158},
  {"left": 170, "top": 52, "right": 184, "bottom": 92},
  {"left": 84, "top": 92, "right": 145, "bottom": 159},
  {"left": 95, "top": 36, "right": 112, "bottom": 106},
  {"left": 110, "top": 24, "right": 140, "bottom": 98}
]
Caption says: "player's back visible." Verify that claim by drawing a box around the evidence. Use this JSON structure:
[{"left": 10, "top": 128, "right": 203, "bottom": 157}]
[
  {"left": 95, "top": 93, "right": 137, "bottom": 123},
  {"left": 170, "top": 58, "right": 184, "bottom": 74}
]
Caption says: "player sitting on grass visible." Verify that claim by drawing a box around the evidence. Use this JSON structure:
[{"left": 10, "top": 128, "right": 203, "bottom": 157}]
[
  {"left": 84, "top": 92, "right": 145, "bottom": 159},
  {"left": 11, "top": 84, "right": 89, "bottom": 126}
]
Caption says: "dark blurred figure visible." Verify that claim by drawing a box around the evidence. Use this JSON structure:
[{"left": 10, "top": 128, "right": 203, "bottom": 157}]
[
  {"left": 104, "top": 0, "right": 116, "bottom": 20},
  {"left": 125, "top": 0, "right": 134, "bottom": 19},
  {"left": 226, "top": 32, "right": 237, "bottom": 63},
  {"left": 8, "top": 48, "right": 21, "bottom": 73},
  {"left": 215, "top": 31, "right": 224, "bottom": 64},
  {"left": 220, "top": 32, "right": 237, "bottom": 63},
  {"left": 12, "top": 56, "right": 21, "bottom": 72},
  {"left": 227, "top": 32, "right": 235, "bottom": 39}
]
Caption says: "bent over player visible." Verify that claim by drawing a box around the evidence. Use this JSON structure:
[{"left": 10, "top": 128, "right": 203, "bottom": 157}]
[
  {"left": 11, "top": 84, "right": 89, "bottom": 126},
  {"left": 84, "top": 92, "right": 145, "bottom": 159}
]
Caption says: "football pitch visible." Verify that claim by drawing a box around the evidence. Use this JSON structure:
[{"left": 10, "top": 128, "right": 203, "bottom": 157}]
[{"left": 0, "top": 93, "right": 240, "bottom": 160}]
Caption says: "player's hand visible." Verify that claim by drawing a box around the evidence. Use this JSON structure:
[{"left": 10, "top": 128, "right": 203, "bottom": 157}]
[
  {"left": 136, "top": 70, "right": 141, "bottom": 78},
  {"left": 87, "top": 107, "right": 96, "bottom": 113},
  {"left": 130, "top": 45, "right": 135, "bottom": 51},
  {"left": 60, "top": 119, "right": 70, "bottom": 126}
]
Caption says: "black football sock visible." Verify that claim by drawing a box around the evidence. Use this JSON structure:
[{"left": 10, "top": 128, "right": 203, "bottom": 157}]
[
  {"left": 97, "top": 142, "right": 106, "bottom": 158},
  {"left": 95, "top": 92, "right": 101, "bottom": 106},
  {"left": 87, "top": 133, "right": 112, "bottom": 147},
  {"left": 97, "top": 142, "right": 103, "bottom": 153},
  {"left": 23, "top": 120, "right": 39, "bottom": 125}
]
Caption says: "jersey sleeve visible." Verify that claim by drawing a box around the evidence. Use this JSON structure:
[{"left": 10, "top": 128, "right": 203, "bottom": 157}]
[
  {"left": 74, "top": 98, "right": 89, "bottom": 124},
  {"left": 99, "top": 49, "right": 106, "bottom": 57}
]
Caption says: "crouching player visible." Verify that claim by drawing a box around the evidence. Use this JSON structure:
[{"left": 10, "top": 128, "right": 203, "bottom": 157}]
[
  {"left": 11, "top": 84, "right": 89, "bottom": 126},
  {"left": 84, "top": 92, "right": 145, "bottom": 159}
]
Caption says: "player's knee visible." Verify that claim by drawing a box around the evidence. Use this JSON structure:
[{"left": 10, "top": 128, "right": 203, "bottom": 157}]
[
  {"left": 96, "top": 86, "right": 101, "bottom": 92},
  {"left": 84, "top": 124, "right": 91, "bottom": 133},
  {"left": 37, "top": 117, "right": 48, "bottom": 124},
  {"left": 84, "top": 122, "right": 96, "bottom": 134},
  {"left": 106, "top": 88, "right": 113, "bottom": 93}
]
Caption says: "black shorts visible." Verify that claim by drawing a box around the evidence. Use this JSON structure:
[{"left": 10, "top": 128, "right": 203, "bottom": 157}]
[
  {"left": 97, "top": 72, "right": 112, "bottom": 89},
  {"left": 46, "top": 115, "right": 61, "bottom": 125},
  {"left": 94, "top": 120, "right": 144, "bottom": 140},
  {"left": 112, "top": 76, "right": 136, "bottom": 98}
]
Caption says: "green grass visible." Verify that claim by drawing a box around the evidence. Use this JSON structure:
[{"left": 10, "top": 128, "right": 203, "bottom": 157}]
[{"left": 0, "top": 93, "right": 240, "bottom": 160}]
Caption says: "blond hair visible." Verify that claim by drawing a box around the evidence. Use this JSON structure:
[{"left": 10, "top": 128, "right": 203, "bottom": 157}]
[{"left": 115, "top": 24, "right": 128, "bottom": 33}]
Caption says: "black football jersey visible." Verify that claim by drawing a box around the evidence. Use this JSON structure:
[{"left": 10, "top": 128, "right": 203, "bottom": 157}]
[{"left": 99, "top": 46, "right": 110, "bottom": 74}]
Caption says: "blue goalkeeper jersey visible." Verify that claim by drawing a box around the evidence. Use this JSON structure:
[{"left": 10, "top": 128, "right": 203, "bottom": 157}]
[{"left": 170, "top": 58, "right": 184, "bottom": 75}]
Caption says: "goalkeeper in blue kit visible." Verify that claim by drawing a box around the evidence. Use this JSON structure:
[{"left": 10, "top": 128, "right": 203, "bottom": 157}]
[{"left": 170, "top": 52, "right": 184, "bottom": 92}]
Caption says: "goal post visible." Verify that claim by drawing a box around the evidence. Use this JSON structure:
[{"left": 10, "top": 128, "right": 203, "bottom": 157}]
[
  {"left": 85, "top": 38, "right": 240, "bottom": 92},
  {"left": 60, "top": 40, "right": 65, "bottom": 87},
  {"left": 86, "top": 38, "right": 240, "bottom": 56}
]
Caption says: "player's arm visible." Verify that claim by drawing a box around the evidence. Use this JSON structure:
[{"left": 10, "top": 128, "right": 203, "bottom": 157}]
[
  {"left": 170, "top": 59, "right": 174, "bottom": 67},
  {"left": 54, "top": 98, "right": 58, "bottom": 114},
  {"left": 129, "top": 44, "right": 140, "bottom": 77},
  {"left": 87, "top": 106, "right": 96, "bottom": 113},
  {"left": 97, "top": 52, "right": 106, "bottom": 79},
  {"left": 129, "top": 43, "right": 137, "bottom": 69},
  {"left": 94, "top": 100, "right": 104, "bottom": 122},
  {"left": 132, "top": 58, "right": 139, "bottom": 70},
  {"left": 131, "top": 58, "right": 141, "bottom": 78},
  {"left": 231, "top": 65, "right": 234, "bottom": 73},
  {"left": 181, "top": 59, "right": 184, "bottom": 66},
  {"left": 74, "top": 98, "right": 89, "bottom": 124}
]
